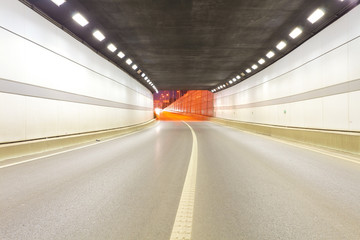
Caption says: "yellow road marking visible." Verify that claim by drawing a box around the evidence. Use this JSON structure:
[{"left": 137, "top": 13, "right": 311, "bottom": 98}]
[{"left": 170, "top": 122, "right": 198, "bottom": 240}]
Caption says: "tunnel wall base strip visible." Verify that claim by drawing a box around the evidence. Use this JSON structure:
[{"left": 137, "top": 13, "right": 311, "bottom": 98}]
[
  {"left": 0, "top": 119, "right": 156, "bottom": 162},
  {"left": 211, "top": 117, "right": 360, "bottom": 156}
]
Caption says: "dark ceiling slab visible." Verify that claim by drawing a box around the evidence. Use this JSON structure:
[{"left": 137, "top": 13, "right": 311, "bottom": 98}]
[{"left": 23, "top": 0, "right": 359, "bottom": 91}]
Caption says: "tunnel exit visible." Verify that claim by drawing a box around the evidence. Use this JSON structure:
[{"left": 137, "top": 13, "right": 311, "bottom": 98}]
[{"left": 153, "top": 90, "right": 214, "bottom": 121}]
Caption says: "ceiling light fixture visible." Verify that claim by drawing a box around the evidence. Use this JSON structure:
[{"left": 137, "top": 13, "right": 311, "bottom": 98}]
[
  {"left": 141, "top": 73, "right": 146, "bottom": 78},
  {"left": 236, "top": 75, "right": 241, "bottom": 79},
  {"left": 144, "top": 76, "right": 148, "bottom": 80},
  {"left": 246, "top": 68, "right": 251, "bottom": 73},
  {"left": 93, "top": 30, "right": 105, "bottom": 41},
  {"left": 229, "top": 80, "right": 233, "bottom": 84},
  {"left": 232, "top": 78, "right": 236, "bottom": 82},
  {"left": 276, "top": 41, "right": 287, "bottom": 50},
  {"left": 132, "top": 64, "right": 138, "bottom": 70},
  {"left": 266, "top": 51, "right": 275, "bottom": 58},
  {"left": 289, "top": 27, "right": 303, "bottom": 39},
  {"left": 126, "top": 58, "right": 132, "bottom": 65},
  {"left": 72, "top": 13, "right": 88, "bottom": 27},
  {"left": 107, "top": 43, "right": 117, "bottom": 52},
  {"left": 308, "top": 8, "right": 325, "bottom": 24},
  {"left": 258, "top": 58, "right": 265, "bottom": 64},
  {"left": 117, "top": 51, "right": 125, "bottom": 59},
  {"left": 50, "top": 0, "right": 66, "bottom": 6},
  {"left": 252, "top": 64, "right": 258, "bottom": 70}
]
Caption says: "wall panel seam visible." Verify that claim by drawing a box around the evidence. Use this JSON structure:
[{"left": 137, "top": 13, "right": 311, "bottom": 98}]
[
  {"left": 215, "top": 79, "right": 360, "bottom": 110},
  {"left": 0, "top": 25, "right": 152, "bottom": 99},
  {"left": 0, "top": 78, "right": 153, "bottom": 111},
  {"left": 215, "top": 34, "right": 360, "bottom": 100}
]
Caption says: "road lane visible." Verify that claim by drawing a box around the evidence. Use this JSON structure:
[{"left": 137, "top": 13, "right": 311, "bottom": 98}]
[
  {"left": 0, "top": 121, "right": 193, "bottom": 240},
  {"left": 1, "top": 120, "right": 360, "bottom": 240},
  {"left": 190, "top": 121, "right": 360, "bottom": 239}
]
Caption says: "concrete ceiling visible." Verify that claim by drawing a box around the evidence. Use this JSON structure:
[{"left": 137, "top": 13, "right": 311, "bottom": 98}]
[{"left": 23, "top": 0, "right": 358, "bottom": 91}]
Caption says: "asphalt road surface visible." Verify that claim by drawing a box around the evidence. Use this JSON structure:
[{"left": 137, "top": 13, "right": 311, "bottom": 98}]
[{"left": 1, "top": 121, "right": 360, "bottom": 239}]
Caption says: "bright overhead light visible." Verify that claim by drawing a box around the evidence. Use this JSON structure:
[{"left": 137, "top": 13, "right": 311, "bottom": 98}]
[
  {"left": 308, "top": 8, "right": 325, "bottom": 24},
  {"left": 147, "top": 79, "right": 150, "bottom": 83},
  {"left": 266, "top": 51, "right": 275, "bottom": 58},
  {"left": 258, "top": 58, "right": 265, "bottom": 64},
  {"left": 289, "top": 27, "right": 302, "bottom": 39},
  {"left": 126, "top": 58, "right": 132, "bottom": 65},
  {"left": 144, "top": 76, "right": 148, "bottom": 80},
  {"left": 93, "top": 30, "right": 105, "bottom": 41},
  {"left": 132, "top": 64, "right": 138, "bottom": 70},
  {"left": 107, "top": 43, "right": 117, "bottom": 52},
  {"left": 50, "top": 0, "right": 66, "bottom": 6},
  {"left": 252, "top": 64, "right": 258, "bottom": 70},
  {"left": 72, "top": 13, "right": 88, "bottom": 27},
  {"left": 232, "top": 78, "right": 236, "bottom": 82},
  {"left": 229, "top": 80, "right": 233, "bottom": 84},
  {"left": 276, "top": 41, "right": 286, "bottom": 50},
  {"left": 236, "top": 75, "right": 241, "bottom": 79},
  {"left": 117, "top": 51, "right": 125, "bottom": 58},
  {"left": 223, "top": 84, "right": 226, "bottom": 87},
  {"left": 141, "top": 73, "right": 146, "bottom": 77},
  {"left": 246, "top": 68, "right": 251, "bottom": 73}
]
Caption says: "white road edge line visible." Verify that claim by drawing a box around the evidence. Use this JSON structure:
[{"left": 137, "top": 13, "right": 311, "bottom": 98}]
[
  {"left": 170, "top": 121, "right": 198, "bottom": 240},
  {"left": 0, "top": 122, "right": 159, "bottom": 169}
]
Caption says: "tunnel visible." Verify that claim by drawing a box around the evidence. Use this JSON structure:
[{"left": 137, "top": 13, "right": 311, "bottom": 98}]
[{"left": 1, "top": 0, "right": 360, "bottom": 239}]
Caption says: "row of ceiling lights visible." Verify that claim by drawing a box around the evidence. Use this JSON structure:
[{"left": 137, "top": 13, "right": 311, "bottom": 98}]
[
  {"left": 49, "top": 0, "right": 159, "bottom": 93},
  {"left": 211, "top": 1, "right": 346, "bottom": 93}
]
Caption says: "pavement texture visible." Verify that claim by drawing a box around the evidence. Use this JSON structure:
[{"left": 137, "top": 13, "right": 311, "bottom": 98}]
[{"left": 1, "top": 121, "right": 360, "bottom": 239}]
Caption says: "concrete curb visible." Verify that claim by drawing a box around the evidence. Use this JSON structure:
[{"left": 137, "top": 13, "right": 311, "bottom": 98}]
[
  {"left": 0, "top": 119, "right": 156, "bottom": 162},
  {"left": 210, "top": 117, "right": 360, "bottom": 156}
]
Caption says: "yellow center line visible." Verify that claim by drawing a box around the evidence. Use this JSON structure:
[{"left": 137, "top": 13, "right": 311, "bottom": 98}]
[{"left": 170, "top": 121, "right": 198, "bottom": 240}]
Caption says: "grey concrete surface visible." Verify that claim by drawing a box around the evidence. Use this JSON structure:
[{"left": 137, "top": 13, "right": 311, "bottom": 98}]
[
  {"left": 0, "top": 122, "right": 192, "bottom": 240},
  {"left": 1, "top": 121, "right": 360, "bottom": 239},
  {"left": 191, "top": 122, "right": 360, "bottom": 239}
]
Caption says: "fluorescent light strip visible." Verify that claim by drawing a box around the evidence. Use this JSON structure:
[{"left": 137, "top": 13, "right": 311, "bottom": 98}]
[
  {"left": 308, "top": 9, "right": 325, "bottom": 24},
  {"left": 93, "top": 30, "right": 105, "bottom": 41},
  {"left": 266, "top": 51, "right": 275, "bottom": 58},
  {"left": 50, "top": 0, "right": 65, "bottom": 6},
  {"left": 126, "top": 58, "right": 132, "bottom": 65},
  {"left": 289, "top": 27, "right": 302, "bottom": 39},
  {"left": 276, "top": 41, "right": 286, "bottom": 50},
  {"left": 258, "top": 58, "right": 265, "bottom": 64},
  {"left": 72, "top": 13, "right": 88, "bottom": 27},
  {"left": 117, "top": 51, "right": 125, "bottom": 58},
  {"left": 107, "top": 43, "right": 117, "bottom": 52}
]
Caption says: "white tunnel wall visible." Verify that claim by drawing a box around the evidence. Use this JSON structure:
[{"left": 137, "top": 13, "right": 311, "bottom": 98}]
[
  {"left": 0, "top": 0, "right": 153, "bottom": 143},
  {"left": 214, "top": 5, "right": 360, "bottom": 132}
]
